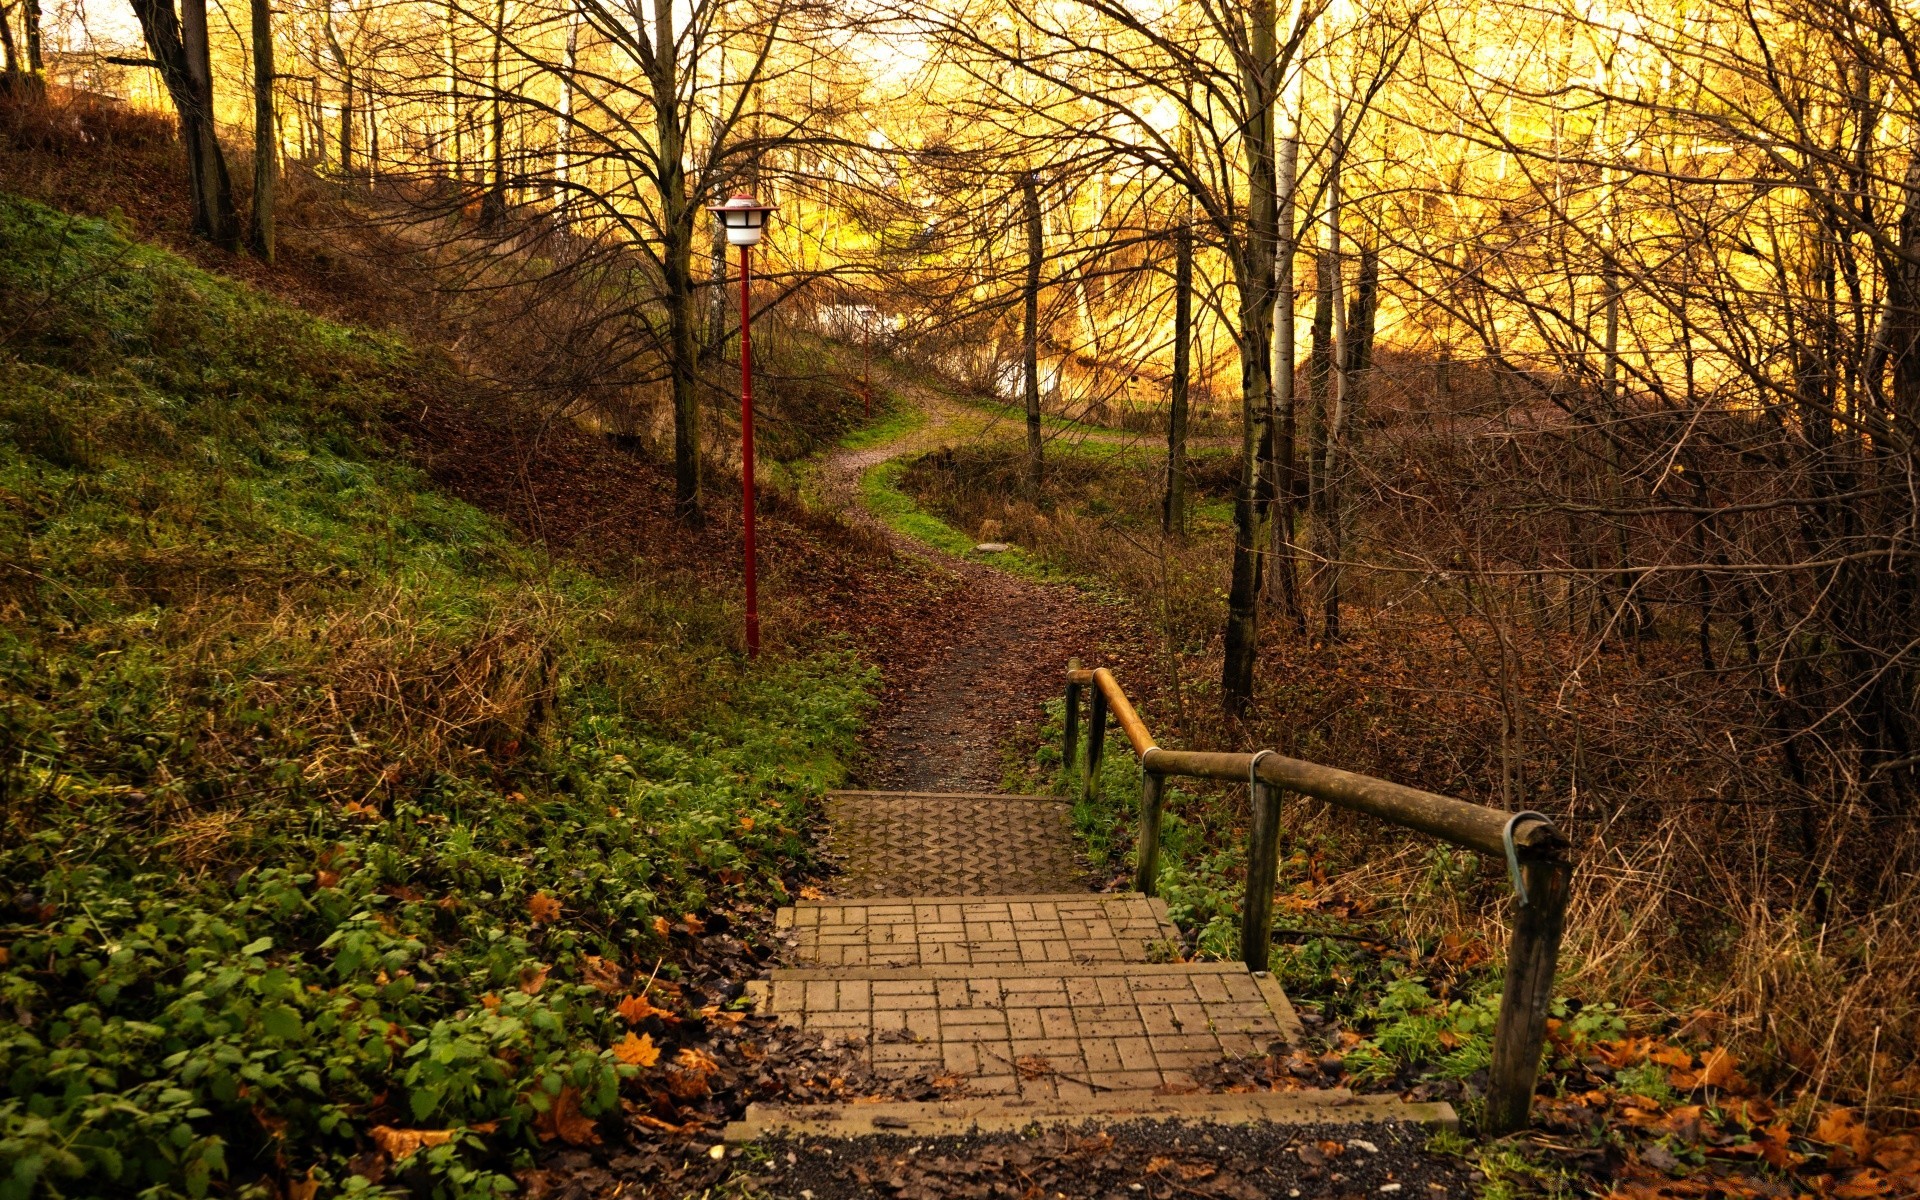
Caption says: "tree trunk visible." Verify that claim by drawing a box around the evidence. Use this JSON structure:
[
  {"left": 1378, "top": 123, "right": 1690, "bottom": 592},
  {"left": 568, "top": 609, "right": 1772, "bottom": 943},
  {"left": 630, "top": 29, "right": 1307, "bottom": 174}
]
[
  {"left": 1164, "top": 219, "right": 1192, "bottom": 537},
  {"left": 1319, "top": 128, "right": 1348, "bottom": 641},
  {"left": 23, "top": 0, "right": 43, "bottom": 87},
  {"left": 654, "top": 0, "right": 701, "bottom": 521},
  {"left": 249, "top": 0, "right": 276, "bottom": 262},
  {"left": 1022, "top": 169, "right": 1045, "bottom": 497},
  {"left": 552, "top": 4, "right": 579, "bottom": 222},
  {"left": 1266, "top": 120, "right": 1305, "bottom": 628},
  {"left": 324, "top": 12, "right": 353, "bottom": 177},
  {"left": 1221, "top": 0, "right": 1280, "bottom": 718},
  {"left": 444, "top": 0, "right": 461, "bottom": 178},
  {"left": 1307, "top": 246, "right": 1334, "bottom": 515},
  {"left": 1, "top": 5, "right": 20, "bottom": 78},
  {"left": 132, "top": 0, "right": 239, "bottom": 249},
  {"left": 480, "top": 0, "right": 507, "bottom": 226}
]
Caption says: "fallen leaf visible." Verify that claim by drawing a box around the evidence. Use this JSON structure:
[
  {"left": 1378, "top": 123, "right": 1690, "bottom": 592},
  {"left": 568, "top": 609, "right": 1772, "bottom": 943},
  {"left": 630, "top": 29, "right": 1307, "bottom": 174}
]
[
  {"left": 519, "top": 964, "right": 550, "bottom": 995},
  {"left": 579, "top": 955, "right": 622, "bottom": 993},
  {"left": 681, "top": 913, "right": 705, "bottom": 934},
  {"left": 738, "top": 816, "right": 755, "bottom": 832},
  {"left": 619, "top": 993, "right": 676, "bottom": 1024},
  {"left": 612, "top": 1032, "right": 660, "bottom": 1067},
  {"left": 369, "top": 1126, "right": 456, "bottom": 1160},
  {"left": 1650, "top": 1044, "right": 1694, "bottom": 1069},
  {"left": 315, "top": 870, "right": 340, "bottom": 888},
  {"left": 480, "top": 993, "right": 500, "bottom": 1011},
  {"left": 653, "top": 915, "right": 672, "bottom": 937},
  {"left": 1817, "top": 1108, "right": 1874, "bottom": 1158},
  {"left": 287, "top": 1169, "right": 319, "bottom": 1200},
  {"left": 528, "top": 893, "right": 562, "bottom": 924},
  {"left": 532, "top": 1086, "right": 601, "bottom": 1146},
  {"left": 1833, "top": 1169, "right": 1892, "bottom": 1199},
  {"left": 699, "top": 1004, "right": 744, "bottom": 1026},
  {"left": 798, "top": 885, "right": 826, "bottom": 900},
  {"left": 675, "top": 1047, "right": 720, "bottom": 1077}
]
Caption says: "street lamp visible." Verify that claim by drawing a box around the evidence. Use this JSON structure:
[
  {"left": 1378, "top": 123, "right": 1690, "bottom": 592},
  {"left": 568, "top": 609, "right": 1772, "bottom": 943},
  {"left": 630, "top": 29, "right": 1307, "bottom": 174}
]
[{"left": 708, "top": 193, "right": 776, "bottom": 657}]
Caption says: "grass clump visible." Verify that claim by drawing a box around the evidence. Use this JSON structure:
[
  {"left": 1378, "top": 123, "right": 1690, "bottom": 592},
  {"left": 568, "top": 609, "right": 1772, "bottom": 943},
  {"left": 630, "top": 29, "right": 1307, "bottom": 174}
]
[{"left": 0, "top": 193, "right": 874, "bottom": 1199}]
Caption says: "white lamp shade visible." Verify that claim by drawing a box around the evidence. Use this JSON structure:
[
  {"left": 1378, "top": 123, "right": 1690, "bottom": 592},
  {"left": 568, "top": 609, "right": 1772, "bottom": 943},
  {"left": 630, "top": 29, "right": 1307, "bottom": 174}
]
[{"left": 711, "top": 194, "right": 775, "bottom": 246}]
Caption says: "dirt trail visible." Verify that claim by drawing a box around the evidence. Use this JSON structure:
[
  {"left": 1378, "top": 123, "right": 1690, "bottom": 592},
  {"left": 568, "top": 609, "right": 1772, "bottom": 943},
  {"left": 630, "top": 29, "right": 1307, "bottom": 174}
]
[{"left": 817, "top": 394, "right": 1136, "bottom": 793}]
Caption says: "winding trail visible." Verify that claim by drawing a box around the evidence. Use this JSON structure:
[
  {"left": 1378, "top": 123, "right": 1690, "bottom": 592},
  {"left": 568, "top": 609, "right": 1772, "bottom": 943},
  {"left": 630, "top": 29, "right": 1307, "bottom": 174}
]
[{"left": 814, "top": 393, "right": 1137, "bottom": 792}]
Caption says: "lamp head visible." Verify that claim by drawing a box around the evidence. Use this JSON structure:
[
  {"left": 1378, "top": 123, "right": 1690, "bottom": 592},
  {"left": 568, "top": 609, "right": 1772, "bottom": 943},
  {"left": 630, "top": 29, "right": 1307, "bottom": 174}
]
[{"left": 709, "top": 194, "right": 776, "bottom": 246}]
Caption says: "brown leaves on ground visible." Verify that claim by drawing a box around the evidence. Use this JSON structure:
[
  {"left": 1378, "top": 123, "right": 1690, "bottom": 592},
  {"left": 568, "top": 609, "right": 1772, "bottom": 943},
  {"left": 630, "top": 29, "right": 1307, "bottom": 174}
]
[
  {"left": 369, "top": 1125, "right": 458, "bottom": 1160},
  {"left": 528, "top": 892, "right": 562, "bottom": 924},
  {"left": 617, "top": 993, "right": 677, "bottom": 1025},
  {"left": 1530, "top": 1035, "right": 1920, "bottom": 1200},
  {"left": 533, "top": 1086, "right": 601, "bottom": 1146}
]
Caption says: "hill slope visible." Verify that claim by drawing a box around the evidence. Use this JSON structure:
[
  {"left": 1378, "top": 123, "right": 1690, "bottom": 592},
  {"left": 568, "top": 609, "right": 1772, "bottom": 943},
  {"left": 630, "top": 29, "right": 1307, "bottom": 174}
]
[{"left": 0, "top": 192, "right": 875, "bottom": 1199}]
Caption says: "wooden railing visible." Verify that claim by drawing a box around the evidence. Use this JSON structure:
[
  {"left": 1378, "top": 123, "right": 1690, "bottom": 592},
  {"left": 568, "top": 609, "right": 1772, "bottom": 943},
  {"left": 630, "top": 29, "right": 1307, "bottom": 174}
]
[{"left": 1062, "top": 661, "right": 1572, "bottom": 1134}]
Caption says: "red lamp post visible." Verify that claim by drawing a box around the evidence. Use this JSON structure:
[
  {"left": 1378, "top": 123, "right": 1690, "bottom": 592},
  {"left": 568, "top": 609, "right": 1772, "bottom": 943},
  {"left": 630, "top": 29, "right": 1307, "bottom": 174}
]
[{"left": 709, "top": 194, "right": 776, "bottom": 657}]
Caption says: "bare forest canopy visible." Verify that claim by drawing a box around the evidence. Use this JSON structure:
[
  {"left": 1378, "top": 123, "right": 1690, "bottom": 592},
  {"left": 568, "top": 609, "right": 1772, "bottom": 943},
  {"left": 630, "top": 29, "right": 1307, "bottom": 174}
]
[{"left": 16, "top": 0, "right": 1920, "bottom": 1110}]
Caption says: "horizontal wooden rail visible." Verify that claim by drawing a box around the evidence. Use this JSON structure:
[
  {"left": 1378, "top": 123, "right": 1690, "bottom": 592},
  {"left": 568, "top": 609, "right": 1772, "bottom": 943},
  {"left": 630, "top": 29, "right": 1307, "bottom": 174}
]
[{"left": 1063, "top": 665, "right": 1571, "bottom": 1136}]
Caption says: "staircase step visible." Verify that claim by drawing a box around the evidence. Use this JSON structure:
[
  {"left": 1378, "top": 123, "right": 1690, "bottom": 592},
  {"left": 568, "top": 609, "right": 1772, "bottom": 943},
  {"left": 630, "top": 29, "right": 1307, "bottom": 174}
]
[
  {"left": 745, "top": 960, "right": 1305, "bottom": 1100},
  {"left": 823, "top": 791, "right": 1086, "bottom": 896},
  {"left": 774, "top": 892, "right": 1181, "bottom": 969},
  {"left": 724, "top": 1088, "right": 1458, "bottom": 1141}
]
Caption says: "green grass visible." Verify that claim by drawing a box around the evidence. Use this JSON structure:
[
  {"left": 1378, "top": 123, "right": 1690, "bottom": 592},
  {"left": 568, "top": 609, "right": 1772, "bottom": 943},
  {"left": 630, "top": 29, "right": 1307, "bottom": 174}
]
[
  {"left": 0, "top": 194, "right": 875, "bottom": 1199},
  {"left": 856, "top": 457, "right": 1080, "bottom": 585}
]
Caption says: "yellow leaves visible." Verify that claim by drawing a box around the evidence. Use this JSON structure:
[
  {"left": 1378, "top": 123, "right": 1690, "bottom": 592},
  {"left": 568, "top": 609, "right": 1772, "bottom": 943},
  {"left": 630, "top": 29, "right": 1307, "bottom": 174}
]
[
  {"left": 700, "top": 1004, "right": 745, "bottom": 1027},
  {"left": 653, "top": 915, "right": 672, "bottom": 938},
  {"left": 369, "top": 1125, "right": 457, "bottom": 1160},
  {"left": 480, "top": 992, "right": 500, "bottom": 1011},
  {"left": 528, "top": 892, "right": 562, "bottom": 924},
  {"left": 612, "top": 1032, "right": 660, "bottom": 1068},
  {"left": 798, "top": 885, "right": 826, "bottom": 900},
  {"left": 738, "top": 815, "right": 755, "bottom": 832},
  {"left": 1650, "top": 1044, "right": 1694, "bottom": 1069},
  {"left": 343, "top": 801, "right": 381, "bottom": 819}
]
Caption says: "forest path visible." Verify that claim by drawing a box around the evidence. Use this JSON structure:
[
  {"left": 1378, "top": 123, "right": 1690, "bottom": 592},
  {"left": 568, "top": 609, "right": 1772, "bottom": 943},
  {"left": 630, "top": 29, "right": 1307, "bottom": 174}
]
[{"left": 814, "top": 390, "right": 1120, "bottom": 792}]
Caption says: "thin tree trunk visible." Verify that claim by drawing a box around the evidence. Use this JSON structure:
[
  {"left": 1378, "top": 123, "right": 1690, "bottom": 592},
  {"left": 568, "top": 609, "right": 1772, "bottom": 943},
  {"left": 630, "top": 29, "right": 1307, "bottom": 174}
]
[
  {"left": 480, "top": 0, "right": 507, "bottom": 226},
  {"left": 1221, "top": 0, "right": 1280, "bottom": 718},
  {"left": 1307, "top": 245, "right": 1334, "bottom": 515},
  {"left": 323, "top": 11, "right": 352, "bottom": 177},
  {"left": 1022, "top": 168, "right": 1045, "bottom": 497},
  {"left": 552, "top": 3, "right": 579, "bottom": 222},
  {"left": 1319, "top": 123, "right": 1348, "bottom": 641},
  {"left": 445, "top": 0, "right": 461, "bottom": 178},
  {"left": 1164, "top": 219, "right": 1192, "bottom": 536},
  {"left": 1267, "top": 118, "right": 1305, "bottom": 629},
  {"left": 249, "top": 0, "right": 275, "bottom": 261}
]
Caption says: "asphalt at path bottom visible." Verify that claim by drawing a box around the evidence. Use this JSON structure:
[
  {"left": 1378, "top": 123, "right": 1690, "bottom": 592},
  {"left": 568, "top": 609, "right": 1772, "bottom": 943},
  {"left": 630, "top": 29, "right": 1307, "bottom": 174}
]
[{"left": 735, "top": 1119, "right": 1474, "bottom": 1200}]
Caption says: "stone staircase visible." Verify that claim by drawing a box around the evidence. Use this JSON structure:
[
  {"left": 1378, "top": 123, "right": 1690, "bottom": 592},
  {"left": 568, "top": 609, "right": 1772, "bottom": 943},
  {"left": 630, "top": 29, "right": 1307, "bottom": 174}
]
[{"left": 726, "top": 791, "right": 1455, "bottom": 1141}]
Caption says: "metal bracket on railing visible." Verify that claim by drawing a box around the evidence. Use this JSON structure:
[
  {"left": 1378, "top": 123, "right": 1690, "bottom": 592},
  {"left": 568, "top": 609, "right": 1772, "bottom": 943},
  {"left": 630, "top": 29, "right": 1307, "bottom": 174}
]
[
  {"left": 1502, "top": 810, "right": 1550, "bottom": 906},
  {"left": 1249, "top": 749, "right": 1277, "bottom": 792}
]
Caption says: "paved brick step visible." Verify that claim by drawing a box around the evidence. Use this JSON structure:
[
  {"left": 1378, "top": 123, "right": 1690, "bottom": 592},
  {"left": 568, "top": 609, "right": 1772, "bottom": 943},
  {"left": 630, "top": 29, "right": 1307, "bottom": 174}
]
[
  {"left": 822, "top": 791, "right": 1087, "bottom": 897},
  {"left": 724, "top": 1088, "right": 1458, "bottom": 1141},
  {"left": 774, "top": 892, "right": 1182, "bottom": 969},
  {"left": 745, "top": 960, "right": 1306, "bottom": 1101}
]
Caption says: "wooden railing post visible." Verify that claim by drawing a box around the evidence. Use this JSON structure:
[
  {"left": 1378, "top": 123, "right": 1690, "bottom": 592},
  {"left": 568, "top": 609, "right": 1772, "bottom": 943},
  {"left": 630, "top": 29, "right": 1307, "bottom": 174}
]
[
  {"left": 1083, "top": 685, "right": 1108, "bottom": 805},
  {"left": 1134, "top": 771, "right": 1166, "bottom": 895},
  {"left": 1240, "top": 774, "right": 1282, "bottom": 972},
  {"left": 1485, "top": 853, "right": 1573, "bottom": 1134},
  {"left": 1063, "top": 659, "right": 1082, "bottom": 785}
]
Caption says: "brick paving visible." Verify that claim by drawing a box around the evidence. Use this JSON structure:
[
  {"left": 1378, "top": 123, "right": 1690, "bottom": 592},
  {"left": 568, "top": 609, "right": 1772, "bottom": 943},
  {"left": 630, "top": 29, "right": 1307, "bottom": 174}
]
[
  {"left": 777, "top": 894, "right": 1182, "bottom": 968},
  {"left": 820, "top": 791, "right": 1087, "bottom": 896},
  {"left": 763, "top": 961, "right": 1300, "bottom": 1100},
  {"left": 751, "top": 788, "right": 1311, "bottom": 1108}
]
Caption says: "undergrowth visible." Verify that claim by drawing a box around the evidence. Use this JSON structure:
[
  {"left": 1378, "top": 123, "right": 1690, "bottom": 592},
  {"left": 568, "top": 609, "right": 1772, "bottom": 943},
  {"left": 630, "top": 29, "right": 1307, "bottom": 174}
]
[{"left": 0, "top": 194, "right": 874, "bottom": 1199}]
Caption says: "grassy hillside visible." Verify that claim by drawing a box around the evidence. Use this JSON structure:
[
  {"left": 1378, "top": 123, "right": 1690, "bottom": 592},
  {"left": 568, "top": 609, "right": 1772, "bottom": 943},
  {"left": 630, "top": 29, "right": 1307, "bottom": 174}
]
[{"left": 0, "top": 193, "right": 874, "bottom": 1199}]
